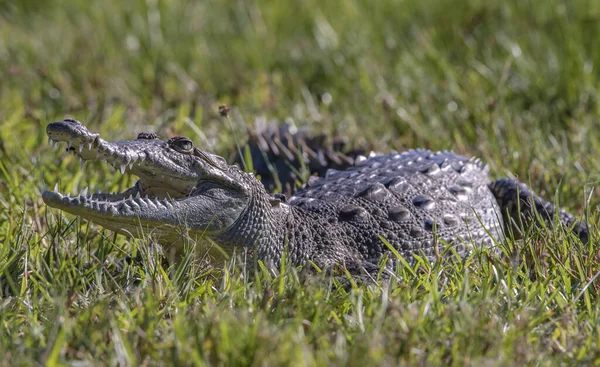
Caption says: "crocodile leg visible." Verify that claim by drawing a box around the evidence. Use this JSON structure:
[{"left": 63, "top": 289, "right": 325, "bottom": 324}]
[{"left": 489, "top": 178, "right": 589, "bottom": 243}]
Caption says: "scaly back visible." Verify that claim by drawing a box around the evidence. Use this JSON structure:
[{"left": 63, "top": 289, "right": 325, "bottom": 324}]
[{"left": 286, "top": 149, "right": 505, "bottom": 263}]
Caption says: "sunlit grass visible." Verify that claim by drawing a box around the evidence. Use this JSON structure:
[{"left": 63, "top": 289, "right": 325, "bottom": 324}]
[{"left": 1, "top": 0, "right": 600, "bottom": 364}]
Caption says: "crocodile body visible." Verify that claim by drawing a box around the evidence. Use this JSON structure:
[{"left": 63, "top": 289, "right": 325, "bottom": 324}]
[{"left": 42, "top": 119, "right": 588, "bottom": 278}]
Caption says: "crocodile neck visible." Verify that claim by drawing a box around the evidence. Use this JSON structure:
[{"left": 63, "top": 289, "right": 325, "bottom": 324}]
[
  {"left": 214, "top": 179, "right": 342, "bottom": 270},
  {"left": 214, "top": 180, "right": 291, "bottom": 268}
]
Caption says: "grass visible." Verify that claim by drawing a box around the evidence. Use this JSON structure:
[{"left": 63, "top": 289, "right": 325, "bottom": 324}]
[{"left": 1, "top": 0, "right": 600, "bottom": 364}]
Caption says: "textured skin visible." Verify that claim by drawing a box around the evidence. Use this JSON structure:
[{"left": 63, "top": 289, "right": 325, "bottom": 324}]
[
  {"left": 490, "top": 178, "right": 589, "bottom": 244},
  {"left": 43, "top": 120, "right": 589, "bottom": 279},
  {"left": 286, "top": 149, "right": 505, "bottom": 265},
  {"left": 232, "top": 123, "right": 367, "bottom": 195}
]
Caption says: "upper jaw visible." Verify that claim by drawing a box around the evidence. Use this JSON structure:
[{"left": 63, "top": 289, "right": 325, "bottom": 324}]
[
  {"left": 46, "top": 118, "right": 99, "bottom": 149},
  {"left": 45, "top": 118, "right": 203, "bottom": 186},
  {"left": 47, "top": 119, "right": 153, "bottom": 175}
]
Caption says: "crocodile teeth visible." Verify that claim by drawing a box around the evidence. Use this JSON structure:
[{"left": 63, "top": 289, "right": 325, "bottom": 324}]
[
  {"left": 81, "top": 187, "right": 88, "bottom": 197},
  {"left": 88, "top": 142, "right": 93, "bottom": 150},
  {"left": 52, "top": 141, "right": 58, "bottom": 151},
  {"left": 54, "top": 183, "right": 59, "bottom": 193},
  {"left": 67, "top": 138, "right": 73, "bottom": 150},
  {"left": 78, "top": 143, "right": 84, "bottom": 152},
  {"left": 135, "top": 192, "right": 141, "bottom": 199},
  {"left": 120, "top": 163, "right": 126, "bottom": 174}
]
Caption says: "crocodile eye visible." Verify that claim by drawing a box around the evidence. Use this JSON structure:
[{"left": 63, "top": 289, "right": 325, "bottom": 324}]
[{"left": 167, "top": 136, "right": 194, "bottom": 153}]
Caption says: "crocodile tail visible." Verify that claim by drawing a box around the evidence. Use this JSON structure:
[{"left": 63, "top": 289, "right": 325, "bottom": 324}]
[
  {"left": 489, "top": 178, "right": 589, "bottom": 244},
  {"left": 231, "top": 122, "right": 368, "bottom": 195}
]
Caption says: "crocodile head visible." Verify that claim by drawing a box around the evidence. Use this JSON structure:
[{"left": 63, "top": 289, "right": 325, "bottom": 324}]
[{"left": 42, "top": 119, "right": 259, "bottom": 244}]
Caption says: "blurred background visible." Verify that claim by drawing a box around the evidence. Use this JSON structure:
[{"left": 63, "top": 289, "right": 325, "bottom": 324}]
[
  {"left": 2, "top": 2, "right": 600, "bottom": 363},
  {"left": 1, "top": 0, "right": 600, "bottom": 204}
]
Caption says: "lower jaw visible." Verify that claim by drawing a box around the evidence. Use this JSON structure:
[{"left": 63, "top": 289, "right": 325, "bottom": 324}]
[
  {"left": 68, "top": 210, "right": 193, "bottom": 243},
  {"left": 70, "top": 213, "right": 230, "bottom": 261}
]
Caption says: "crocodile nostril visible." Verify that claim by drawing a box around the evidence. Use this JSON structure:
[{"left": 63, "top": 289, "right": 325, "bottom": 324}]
[{"left": 137, "top": 132, "right": 158, "bottom": 140}]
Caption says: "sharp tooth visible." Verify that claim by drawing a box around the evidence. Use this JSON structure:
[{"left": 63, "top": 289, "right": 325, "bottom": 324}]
[
  {"left": 81, "top": 187, "right": 88, "bottom": 197},
  {"left": 120, "top": 163, "right": 126, "bottom": 174},
  {"left": 66, "top": 192, "right": 71, "bottom": 198},
  {"left": 67, "top": 138, "right": 73, "bottom": 149},
  {"left": 52, "top": 141, "right": 58, "bottom": 151},
  {"left": 53, "top": 183, "right": 59, "bottom": 193},
  {"left": 88, "top": 142, "right": 92, "bottom": 150},
  {"left": 129, "top": 162, "right": 134, "bottom": 170},
  {"left": 78, "top": 143, "right": 83, "bottom": 152},
  {"left": 128, "top": 194, "right": 133, "bottom": 201},
  {"left": 135, "top": 192, "right": 141, "bottom": 199}
]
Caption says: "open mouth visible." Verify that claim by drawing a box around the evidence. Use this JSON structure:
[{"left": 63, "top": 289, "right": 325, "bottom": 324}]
[{"left": 42, "top": 120, "right": 197, "bottom": 217}]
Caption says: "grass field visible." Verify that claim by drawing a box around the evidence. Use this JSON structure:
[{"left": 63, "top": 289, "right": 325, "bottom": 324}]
[{"left": 2, "top": 0, "right": 600, "bottom": 365}]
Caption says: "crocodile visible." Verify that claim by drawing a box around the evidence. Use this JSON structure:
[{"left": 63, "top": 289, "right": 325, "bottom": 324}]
[
  {"left": 230, "top": 122, "right": 368, "bottom": 195},
  {"left": 42, "top": 119, "right": 589, "bottom": 279}
]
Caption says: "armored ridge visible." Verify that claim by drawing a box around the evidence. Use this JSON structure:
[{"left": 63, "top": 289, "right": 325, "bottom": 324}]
[
  {"left": 42, "top": 119, "right": 589, "bottom": 278},
  {"left": 231, "top": 122, "right": 368, "bottom": 195}
]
